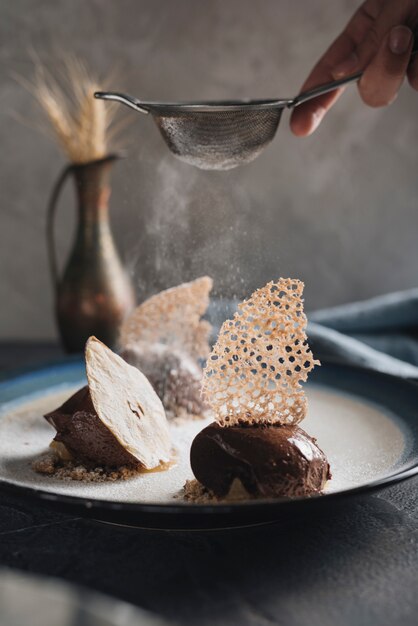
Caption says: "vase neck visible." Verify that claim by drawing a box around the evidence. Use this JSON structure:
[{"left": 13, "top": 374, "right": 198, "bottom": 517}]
[{"left": 71, "top": 156, "right": 116, "bottom": 222}]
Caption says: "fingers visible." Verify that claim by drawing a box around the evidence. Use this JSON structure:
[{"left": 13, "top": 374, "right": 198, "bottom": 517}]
[
  {"left": 354, "top": 0, "right": 418, "bottom": 67},
  {"left": 289, "top": 90, "right": 344, "bottom": 137},
  {"left": 359, "top": 25, "right": 413, "bottom": 106},
  {"left": 290, "top": 0, "right": 380, "bottom": 136},
  {"left": 336, "top": 0, "right": 418, "bottom": 94},
  {"left": 289, "top": 34, "right": 356, "bottom": 136},
  {"left": 291, "top": 0, "right": 418, "bottom": 136}
]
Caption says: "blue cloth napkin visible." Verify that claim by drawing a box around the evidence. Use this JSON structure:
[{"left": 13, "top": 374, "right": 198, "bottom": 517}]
[
  {"left": 208, "top": 288, "right": 418, "bottom": 379},
  {"left": 309, "top": 288, "right": 418, "bottom": 379}
]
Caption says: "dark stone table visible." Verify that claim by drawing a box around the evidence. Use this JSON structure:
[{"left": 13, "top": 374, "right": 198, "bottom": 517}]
[{"left": 1, "top": 342, "right": 418, "bottom": 626}]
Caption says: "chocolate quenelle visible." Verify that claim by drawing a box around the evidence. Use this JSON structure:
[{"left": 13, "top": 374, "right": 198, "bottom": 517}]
[{"left": 190, "top": 422, "right": 331, "bottom": 499}]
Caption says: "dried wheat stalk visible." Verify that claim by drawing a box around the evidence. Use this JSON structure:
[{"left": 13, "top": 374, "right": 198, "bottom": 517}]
[{"left": 20, "top": 57, "right": 127, "bottom": 164}]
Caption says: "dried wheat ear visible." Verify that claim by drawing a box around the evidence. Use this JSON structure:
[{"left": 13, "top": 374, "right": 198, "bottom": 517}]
[
  {"left": 21, "top": 58, "right": 127, "bottom": 164},
  {"left": 202, "top": 278, "right": 319, "bottom": 427}
]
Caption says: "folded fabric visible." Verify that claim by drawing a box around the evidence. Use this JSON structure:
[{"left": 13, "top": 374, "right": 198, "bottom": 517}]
[
  {"left": 309, "top": 288, "right": 418, "bottom": 379},
  {"left": 208, "top": 288, "right": 418, "bottom": 379},
  {"left": 310, "top": 287, "right": 418, "bottom": 333}
]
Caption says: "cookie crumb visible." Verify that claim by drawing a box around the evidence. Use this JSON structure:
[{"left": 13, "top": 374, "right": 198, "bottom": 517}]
[
  {"left": 32, "top": 454, "right": 141, "bottom": 482},
  {"left": 182, "top": 479, "right": 216, "bottom": 503},
  {"left": 181, "top": 478, "right": 251, "bottom": 503}
]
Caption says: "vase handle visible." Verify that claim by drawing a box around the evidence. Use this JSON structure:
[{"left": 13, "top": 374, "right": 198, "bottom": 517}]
[{"left": 46, "top": 164, "right": 74, "bottom": 293}]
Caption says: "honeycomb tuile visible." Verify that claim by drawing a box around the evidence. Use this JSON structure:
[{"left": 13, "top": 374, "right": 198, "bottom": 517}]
[
  {"left": 202, "top": 278, "right": 319, "bottom": 426},
  {"left": 119, "top": 276, "right": 213, "bottom": 361}
]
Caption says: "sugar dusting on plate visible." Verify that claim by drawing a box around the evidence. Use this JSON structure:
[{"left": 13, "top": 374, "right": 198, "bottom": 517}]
[{"left": 0, "top": 384, "right": 406, "bottom": 504}]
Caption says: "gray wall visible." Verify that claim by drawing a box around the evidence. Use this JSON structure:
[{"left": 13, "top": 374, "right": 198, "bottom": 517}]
[{"left": 1, "top": 0, "right": 418, "bottom": 340}]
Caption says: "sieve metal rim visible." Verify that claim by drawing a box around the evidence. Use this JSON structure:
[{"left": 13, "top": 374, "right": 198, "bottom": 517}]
[
  {"left": 145, "top": 99, "right": 290, "bottom": 113},
  {"left": 94, "top": 92, "right": 290, "bottom": 114}
]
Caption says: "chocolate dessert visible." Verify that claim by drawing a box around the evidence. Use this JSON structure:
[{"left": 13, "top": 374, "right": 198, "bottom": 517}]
[
  {"left": 190, "top": 422, "right": 330, "bottom": 499},
  {"left": 36, "top": 336, "right": 171, "bottom": 478},
  {"left": 122, "top": 344, "right": 206, "bottom": 418},
  {"left": 45, "top": 385, "right": 139, "bottom": 467},
  {"left": 119, "top": 276, "right": 212, "bottom": 419},
  {"left": 188, "top": 278, "right": 330, "bottom": 501}
]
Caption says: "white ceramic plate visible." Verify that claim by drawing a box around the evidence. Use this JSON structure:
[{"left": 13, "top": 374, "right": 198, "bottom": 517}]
[{"left": 0, "top": 360, "right": 417, "bottom": 529}]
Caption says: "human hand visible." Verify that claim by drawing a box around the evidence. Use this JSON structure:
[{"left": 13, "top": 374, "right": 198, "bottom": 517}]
[{"left": 290, "top": 0, "right": 418, "bottom": 137}]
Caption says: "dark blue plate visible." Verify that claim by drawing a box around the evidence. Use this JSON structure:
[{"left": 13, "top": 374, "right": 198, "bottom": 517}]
[{"left": 0, "top": 359, "right": 417, "bottom": 529}]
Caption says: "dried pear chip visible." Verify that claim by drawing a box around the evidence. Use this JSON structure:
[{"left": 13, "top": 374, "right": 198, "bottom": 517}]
[{"left": 86, "top": 336, "right": 171, "bottom": 469}]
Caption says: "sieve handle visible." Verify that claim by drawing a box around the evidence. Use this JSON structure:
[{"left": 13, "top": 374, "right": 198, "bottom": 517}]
[
  {"left": 94, "top": 91, "right": 151, "bottom": 115},
  {"left": 291, "top": 72, "right": 362, "bottom": 107},
  {"left": 291, "top": 45, "right": 418, "bottom": 108}
]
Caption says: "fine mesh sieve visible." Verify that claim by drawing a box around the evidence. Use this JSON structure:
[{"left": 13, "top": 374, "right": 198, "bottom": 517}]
[
  {"left": 154, "top": 105, "right": 284, "bottom": 170},
  {"left": 95, "top": 54, "right": 416, "bottom": 171},
  {"left": 95, "top": 93, "right": 290, "bottom": 170}
]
